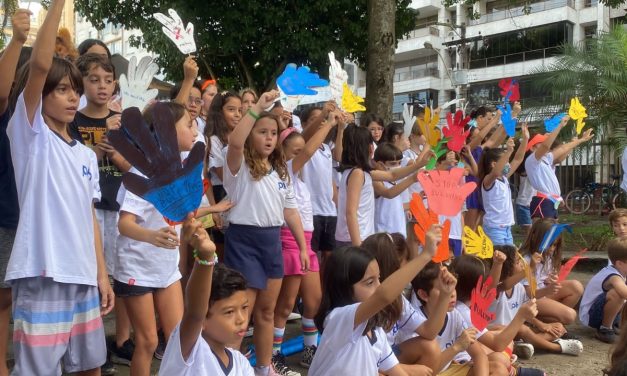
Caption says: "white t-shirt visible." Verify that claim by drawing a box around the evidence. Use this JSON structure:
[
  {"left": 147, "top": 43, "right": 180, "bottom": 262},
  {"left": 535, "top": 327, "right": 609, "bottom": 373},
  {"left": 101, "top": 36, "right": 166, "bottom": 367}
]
[
  {"left": 209, "top": 136, "right": 227, "bottom": 186},
  {"left": 521, "top": 255, "right": 554, "bottom": 289},
  {"left": 375, "top": 181, "right": 407, "bottom": 237},
  {"left": 6, "top": 93, "right": 101, "bottom": 285},
  {"left": 159, "top": 323, "right": 254, "bottom": 376},
  {"left": 196, "top": 117, "right": 206, "bottom": 137},
  {"left": 440, "top": 211, "right": 463, "bottom": 240},
  {"left": 453, "top": 302, "right": 487, "bottom": 364},
  {"left": 622, "top": 149, "right": 627, "bottom": 192},
  {"left": 309, "top": 303, "right": 399, "bottom": 376},
  {"left": 115, "top": 178, "right": 182, "bottom": 288},
  {"left": 490, "top": 283, "right": 528, "bottom": 326},
  {"left": 335, "top": 169, "right": 375, "bottom": 243},
  {"left": 515, "top": 175, "right": 536, "bottom": 207},
  {"left": 301, "top": 144, "right": 337, "bottom": 217},
  {"left": 525, "top": 152, "right": 560, "bottom": 196},
  {"left": 223, "top": 158, "right": 297, "bottom": 227},
  {"left": 287, "top": 160, "right": 314, "bottom": 232},
  {"left": 413, "top": 306, "right": 471, "bottom": 368},
  {"left": 579, "top": 264, "right": 624, "bottom": 326},
  {"left": 386, "top": 296, "right": 422, "bottom": 345},
  {"left": 482, "top": 177, "right": 515, "bottom": 227}
]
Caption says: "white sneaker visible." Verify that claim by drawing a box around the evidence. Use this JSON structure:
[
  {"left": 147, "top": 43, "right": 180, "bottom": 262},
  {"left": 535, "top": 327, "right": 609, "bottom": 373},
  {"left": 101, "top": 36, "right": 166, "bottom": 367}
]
[
  {"left": 287, "top": 312, "right": 302, "bottom": 321},
  {"left": 554, "top": 339, "right": 583, "bottom": 355},
  {"left": 513, "top": 342, "right": 534, "bottom": 359}
]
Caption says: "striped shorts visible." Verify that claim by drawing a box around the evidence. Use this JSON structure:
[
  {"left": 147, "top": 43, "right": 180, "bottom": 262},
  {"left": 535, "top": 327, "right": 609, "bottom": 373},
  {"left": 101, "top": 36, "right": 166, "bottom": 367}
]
[{"left": 11, "top": 277, "right": 106, "bottom": 375}]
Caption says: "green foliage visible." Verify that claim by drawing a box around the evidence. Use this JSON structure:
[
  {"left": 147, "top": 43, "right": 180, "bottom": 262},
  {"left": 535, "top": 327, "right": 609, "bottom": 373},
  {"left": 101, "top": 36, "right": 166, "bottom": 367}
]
[{"left": 74, "top": 0, "right": 416, "bottom": 91}]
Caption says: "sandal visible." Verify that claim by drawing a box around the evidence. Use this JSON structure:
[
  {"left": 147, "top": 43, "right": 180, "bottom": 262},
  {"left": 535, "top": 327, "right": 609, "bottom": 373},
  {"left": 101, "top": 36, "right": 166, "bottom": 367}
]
[{"left": 554, "top": 339, "right": 583, "bottom": 355}]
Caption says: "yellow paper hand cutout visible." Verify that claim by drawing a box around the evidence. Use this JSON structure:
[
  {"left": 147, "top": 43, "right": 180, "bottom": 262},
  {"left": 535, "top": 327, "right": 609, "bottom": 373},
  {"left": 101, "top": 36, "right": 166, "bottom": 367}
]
[
  {"left": 417, "top": 106, "right": 442, "bottom": 148},
  {"left": 463, "top": 226, "right": 494, "bottom": 259},
  {"left": 518, "top": 252, "right": 537, "bottom": 298},
  {"left": 342, "top": 83, "right": 366, "bottom": 113},
  {"left": 568, "top": 97, "right": 587, "bottom": 135}
]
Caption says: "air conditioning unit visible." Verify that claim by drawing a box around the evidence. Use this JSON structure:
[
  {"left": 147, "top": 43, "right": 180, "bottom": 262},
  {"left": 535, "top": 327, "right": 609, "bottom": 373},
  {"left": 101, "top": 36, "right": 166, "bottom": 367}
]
[{"left": 451, "top": 69, "right": 468, "bottom": 86}]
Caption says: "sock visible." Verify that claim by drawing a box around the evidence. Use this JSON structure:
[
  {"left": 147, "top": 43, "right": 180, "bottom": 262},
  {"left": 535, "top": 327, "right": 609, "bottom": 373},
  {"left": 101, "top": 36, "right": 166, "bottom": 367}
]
[
  {"left": 302, "top": 317, "right": 318, "bottom": 347},
  {"left": 273, "top": 327, "right": 285, "bottom": 355},
  {"left": 254, "top": 365, "right": 270, "bottom": 376}
]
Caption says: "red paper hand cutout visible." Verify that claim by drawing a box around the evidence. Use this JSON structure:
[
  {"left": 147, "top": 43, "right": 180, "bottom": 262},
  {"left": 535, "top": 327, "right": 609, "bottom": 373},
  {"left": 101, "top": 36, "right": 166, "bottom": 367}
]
[
  {"left": 409, "top": 193, "right": 451, "bottom": 263},
  {"left": 498, "top": 78, "right": 520, "bottom": 102},
  {"left": 470, "top": 275, "right": 497, "bottom": 331},
  {"left": 558, "top": 249, "right": 588, "bottom": 282},
  {"left": 442, "top": 110, "right": 471, "bottom": 152},
  {"left": 417, "top": 169, "right": 477, "bottom": 216}
]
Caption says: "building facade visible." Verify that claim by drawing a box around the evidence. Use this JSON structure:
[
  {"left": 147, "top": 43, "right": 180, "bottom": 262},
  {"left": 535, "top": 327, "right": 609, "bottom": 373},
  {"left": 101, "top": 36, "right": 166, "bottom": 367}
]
[{"left": 74, "top": 15, "right": 152, "bottom": 61}]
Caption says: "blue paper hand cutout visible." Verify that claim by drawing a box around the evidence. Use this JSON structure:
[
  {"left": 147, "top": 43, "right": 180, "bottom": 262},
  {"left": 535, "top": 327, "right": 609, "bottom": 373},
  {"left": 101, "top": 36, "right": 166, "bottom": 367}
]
[
  {"left": 544, "top": 112, "right": 567, "bottom": 132},
  {"left": 497, "top": 103, "right": 518, "bottom": 137},
  {"left": 108, "top": 104, "right": 206, "bottom": 223},
  {"left": 539, "top": 223, "right": 572, "bottom": 253},
  {"left": 277, "top": 64, "right": 329, "bottom": 96}
]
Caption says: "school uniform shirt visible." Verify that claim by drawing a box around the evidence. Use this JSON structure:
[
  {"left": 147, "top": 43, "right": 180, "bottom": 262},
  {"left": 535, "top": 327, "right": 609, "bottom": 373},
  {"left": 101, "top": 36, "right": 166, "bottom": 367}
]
[
  {"left": 335, "top": 169, "right": 375, "bottom": 243},
  {"left": 453, "top": 302, "right": 488, "bottom": 364},
  {"left": 525, "top": 152, "right": 560, "bottom": 196},
  {"left": 414, "top": 306, "right": 471, "bottom": 368},
  {"left": 209, "top": 135, "right": 227, "bottom": 186},
  {"left": 490, "top": 283, "right": 528, "bottom": 326},
  {"left": 301, "top": 144, "right": 337, "bottom": 217},
  {"left": 196, "top": 117, "right": 206, "bottom": 136},
  {"left": 482, "top": 177, "right": 515, "bottom": 227},
  {"left": 521, "top": 256, "right": 554, "bottom": 289},
  {"left": 309, "top": 303, "right": 399, "bottom": 376},
  {"left": 223, "top": 158, "right": 297, "bottom": 227},
  {"left": 387, "top": 296, "right": 422, "bottom": 345},
  {"left": 375, "top": 181, "right": 407, "bottom": 237},
  {"left": 0, "top": 110, "right": 19, "bottom": 230},
  {"left": 287, "top": 160, "right": 314, "bottom": 231},
  {"left": 159, "top": 323, "right": 254, "bottom": 376},
  {"left": 515, "top": 175, "right": 536, "bottom": 207},
  {"left": 579, "top": 264, "right": 625, "bottom": 326},
  {"left": 114, "top": 172, "right": 182, "bottom": 288},
  {"left": 440, "top": 211, "right": 463, "bottom": 240},
  {"left": 6, "top": 93, "right": 101, "bottom": 285}
]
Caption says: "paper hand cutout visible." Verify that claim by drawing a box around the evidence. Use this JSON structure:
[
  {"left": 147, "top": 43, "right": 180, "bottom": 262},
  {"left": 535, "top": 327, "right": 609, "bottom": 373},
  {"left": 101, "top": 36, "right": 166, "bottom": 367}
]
[
  {"left": 342, "top": 83, "right": 366, "bottom": 113},
  {"left": 496, "top": 102, "right": 518, "bottom": 137},
  {"left": 425, "top": 139, "right": 448, "bottom": 170},
  {"left": 441, "top": 98, "right": 464, "bottom": 109},
  {"left": 402, "top": 103, "right": 416, "bottom": 138},
  {"left": 519, "top": 252, "right": 537, "bottom": 298},
  {"left": 470, "top": 275, "right": 497, "bottom": 331},
  {"left": 119, "top": 55, "right": 159, "bottom": 111},
  {"left": 107, "top": 104, "right": 205, "bottom": 223},
  {"left": 558, "top": 249, "right": 588, "bottom": 282},
  {"left": 539, "top": 224, "right": 572, "bottom": 253},
  {"left": 544, "top": 112, "right": 567, "bottom": 132},
  {"left": 442, "top": 110, "right": 471, "bottom": 152},
  {"left": 568, "top": 97, "right": 587, "bottom": 135},
  {"left": 328, "top": 52, "right": 348, "bottom": 104},
  {"left": 417, "top": 168, "right": 477, "bottom": 216},
  {"left": 153, "top": 9, "right": 196, "bottom": 55},
  {"left": 409, "top": 193, "right": 451, "bottom": 263},
  {"left": 417, "top": 106, "right": 441, "bottom": 148},
  {"left": 498, "top": 78, "right": 520, "bottom": 102},
  {"left": 464, "top": 226, "right": 494, "bottom": 259},
  {"left": 277, "top": 64, "right": 328, "bottom": 96},
  {"left": 277, "top": 86, "right": 303, "bottom": 113}
]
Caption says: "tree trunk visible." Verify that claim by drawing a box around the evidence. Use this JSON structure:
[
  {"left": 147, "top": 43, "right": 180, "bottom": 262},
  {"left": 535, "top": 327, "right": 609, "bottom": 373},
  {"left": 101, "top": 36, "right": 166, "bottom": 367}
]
[
  {"left": 366, "top": 0, "right": 396, "bottom": 124},
  {"left": 236, "top": 53, "right": 255, "bottom": 90}
]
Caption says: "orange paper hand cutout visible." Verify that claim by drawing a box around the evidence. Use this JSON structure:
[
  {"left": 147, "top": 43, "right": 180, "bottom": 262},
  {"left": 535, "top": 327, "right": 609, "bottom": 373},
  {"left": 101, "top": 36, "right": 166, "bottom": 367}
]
[
  {"left": 409, "top": 193, "right": 450, "bottom": 263},
  {"left": 417, "top": 106, "right": 442, "bottom": 148},
  {"left": 519, "top": 252, "right": 537, "bottom": 298},
  {"left": 417, "top": 168, "right": 477, "bottom": 216}
]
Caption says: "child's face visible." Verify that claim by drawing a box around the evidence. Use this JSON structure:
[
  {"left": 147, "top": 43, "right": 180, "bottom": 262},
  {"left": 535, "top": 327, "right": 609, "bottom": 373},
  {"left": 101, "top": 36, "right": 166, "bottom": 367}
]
[
  {"left": 283, "top": 135, "right": 305, "bottom": 161},
  {"left": 367, "top": 122, "right": 384, "bottom": 143},
  {"left": 241, "top": 92, "right": 257, "bottom": 113},
  {"left": 612, "top": 217, "right": 627, "bottom": 238},
  {"left": 383, "top": 159, "right": 402, "bottom": 170},
  {"left": 251, "top": 117, "right": 279, "bottom": 158},
  {"left": 420, "top": 285, "right": 457, "bottom": 312},
  {"left": 42, "top": 76, "right": 80, "bottom": 125},
  {"left": 186, "top": 87, "right": 203, "bottom": 119},
  {"left": 353, "top": 260, "right": 381, "bottom": 302},
  {"left": 82, "top": 65, "right": 115, "bottom": 106},
  {"left": 410, "top": 134, "right": 426, "bottom": 147},
  {"left": 202, "top": 85, "right": 218, "bottom": 113},
  {"left": 203, "top": 291, "right": 250, "bottom": 346},
  {"left": 175, "top": 112, "right": 197, "bottom": 152},
  {"left": 222, "top": 97, "right": 242, "bottom": 130},
  {"left": 304, "top": 109, "right": 322, "bottom": 130}
]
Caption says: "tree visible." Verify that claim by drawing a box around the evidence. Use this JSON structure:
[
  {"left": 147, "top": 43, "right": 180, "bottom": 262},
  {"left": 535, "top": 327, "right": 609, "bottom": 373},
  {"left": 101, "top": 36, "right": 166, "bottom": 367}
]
[
  {"left": 74, "top": 0, "right": 416, "bottom": 93},
  {"left": 1, "top": 0, "right": 18, "bottom": 46}
]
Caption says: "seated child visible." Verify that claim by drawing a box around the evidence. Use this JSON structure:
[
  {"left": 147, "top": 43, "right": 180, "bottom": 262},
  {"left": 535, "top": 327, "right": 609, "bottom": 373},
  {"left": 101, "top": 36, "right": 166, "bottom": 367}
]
[{"left": 609, "top": 208, "right": 627, "bottom": 239}]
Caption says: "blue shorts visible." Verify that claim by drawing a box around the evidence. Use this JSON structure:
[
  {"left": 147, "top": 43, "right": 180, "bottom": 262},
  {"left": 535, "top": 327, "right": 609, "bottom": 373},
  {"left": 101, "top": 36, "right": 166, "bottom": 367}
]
[
  {"left": 588, "top": 291, "right": 621, "bottom": 329},
  {"left": 225, "top": 224, "right": 283, "bottom": 289},
  {"left": 530, "top": 196, "right": 558, "bottom": 219},
  {"left": 449, "top": 239, "right": 462, "bottom": 257},
  {"left": 483, "top": 225, "right": 514, "bottom": 246},
  {"left": 515, "top": 204, "right": 532, "bottom": 226},
  {"left": 465, "top": 189, "right": 484, "bottom": 211}
]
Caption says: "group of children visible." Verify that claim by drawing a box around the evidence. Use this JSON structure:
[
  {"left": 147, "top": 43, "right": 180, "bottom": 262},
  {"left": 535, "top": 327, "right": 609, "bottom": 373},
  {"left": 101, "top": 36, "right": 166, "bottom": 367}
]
[{"left": 0, "top": 2, "right": 626, "bottom": 376}]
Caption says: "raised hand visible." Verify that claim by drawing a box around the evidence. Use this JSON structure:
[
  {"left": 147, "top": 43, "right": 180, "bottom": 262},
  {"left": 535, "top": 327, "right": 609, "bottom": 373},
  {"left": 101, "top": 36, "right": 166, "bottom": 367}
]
[
  {"left": 409, "top": 194, "right": 450, "bottom": 262},
  {"left": 544, "top": 112, "right": 566, "bottom": 132},
  {"left": 568, "top": 97, "right": 587, "bottom": 135},
  {"left": 455, "top": 328, "right": 478, "bottom": 352},
  {"left": 183, "top": 56, "right": 199, "bottom": 81},
  {"left": 107, "top": 104, "right": 205, "bottom": 223},
  {"left": 470, "top": 275, "right": 497, "bottom": 331},
  {"left": 403, "top": 103, "right": 417, "bottom": 138},
  {"left": 277, "top": 64, "right": 328, "bottom": 96},
  {"left": 118, "top": 55, "right": 159, "bottom": 111},
  {"left": 442, "top": 110, "right": 471, "bottom": 152},
  {"left": 496, "top": 102, "right": 518, "bottom": 137},
  {"left": 328, "top": 52, "right": 348, "bottom": 104},
  {"left": 11, "top": 9, "right": 32, "bottom": 44},
  {"left": 463, "top": 226, "right": 494, "bottom": 259},
  {"left": 436, "top": 266, "right": 458, "bottom": 295},
  {"left": 579, "top": 128, "right": 594, "bottom": 142},
  {"left": 153, "top": 8, "right": 196, "bottom": 54},
  {"left": 417, "top": 168, "right": 477, "bottom": 216},
  {"left": 498, "top": 78, "right": 520, "bottom": 102},
  {"left": 417, "top": 106, "right": 442, "bottom": 148}
]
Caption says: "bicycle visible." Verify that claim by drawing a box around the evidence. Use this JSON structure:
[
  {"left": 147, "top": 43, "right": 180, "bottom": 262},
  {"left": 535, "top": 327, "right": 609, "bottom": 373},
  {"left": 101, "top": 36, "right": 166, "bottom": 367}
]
[{"left": 564, "top": 175, "right": 627, "bottom": 214}]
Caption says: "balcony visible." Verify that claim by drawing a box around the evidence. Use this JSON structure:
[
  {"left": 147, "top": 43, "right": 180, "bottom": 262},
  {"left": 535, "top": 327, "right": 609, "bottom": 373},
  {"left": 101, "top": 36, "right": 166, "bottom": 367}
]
[
  {"left": 394, "top": 67, "right": 440, "bottom": 82},
  {"left": 469, "top": 46, "right": 560, "bottom": 69},
  {"left": 410, "top": 0, "right": 442, "bottom": 13},
  {"left": 396, "top": 26, "right": 442, "bottom": 57},
  {"left": 468, "top": 0, "right": 575, "bottom": 25}
]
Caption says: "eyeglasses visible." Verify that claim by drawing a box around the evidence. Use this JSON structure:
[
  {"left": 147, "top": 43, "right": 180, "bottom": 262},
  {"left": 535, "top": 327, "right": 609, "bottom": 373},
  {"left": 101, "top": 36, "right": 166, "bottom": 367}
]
[{"left": 188, "top": 97, "right": 204, "bottom": 106}]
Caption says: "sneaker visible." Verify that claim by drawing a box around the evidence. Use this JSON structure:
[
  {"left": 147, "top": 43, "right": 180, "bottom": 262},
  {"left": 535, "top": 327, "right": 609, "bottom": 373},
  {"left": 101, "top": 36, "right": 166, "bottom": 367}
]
[
  {"left": 271, "top": 353, "right": 301, "bottom": 376},
  {"left": 554, "top": 338, "right": 584, "bottom": 355},
  {"left": 154, "top": 330, "right": 166, "bottom": 360},
  {"left": 513, "top": 342, "right": 534, "bottom": 360},
  {"left": 101, "top": 360, "right": 117, "bottom": 375},
  {"left": 300, "top": 345, "right": 317, "bottom": 368},
  {"left": 596, "top": 327, "right": 617, "bottom": 344},
  {"left": 110, "top": 339, "right": 134, "bottom": 366},
  {"left": 287, "top": 312, "right": 302, "bottom": 321}
]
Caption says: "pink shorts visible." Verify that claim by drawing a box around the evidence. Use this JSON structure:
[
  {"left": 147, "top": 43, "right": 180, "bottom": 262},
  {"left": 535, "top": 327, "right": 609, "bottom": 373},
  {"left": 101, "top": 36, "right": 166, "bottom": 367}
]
[{"left": 280, "top": 227, "right": 320, "bottom": 276}]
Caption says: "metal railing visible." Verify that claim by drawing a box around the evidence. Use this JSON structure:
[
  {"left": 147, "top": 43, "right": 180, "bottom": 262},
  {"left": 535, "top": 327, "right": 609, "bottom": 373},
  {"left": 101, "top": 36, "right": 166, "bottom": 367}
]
[
  {"left": 404, "top": 26, "right": 440, "bottom": 40},
  {"left": 469, "top": 46, "right": 561, "bottom": 69},
  {"left": 393, "top": 67, "right": 440, "bottom": 82},
  {"left": 469, "top": 0, "right": 575, "bottom": 25}
]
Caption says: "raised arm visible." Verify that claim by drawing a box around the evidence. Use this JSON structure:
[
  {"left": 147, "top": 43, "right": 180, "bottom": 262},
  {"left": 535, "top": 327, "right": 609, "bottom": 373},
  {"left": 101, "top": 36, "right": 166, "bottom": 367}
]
[
  {"left": 373, "top": 174, "right": 417, "bottom": 199},
  {"left": 467, "top": 110, "right": 501, "bottom": 150},
  {"left": 24, "top": 0, "right": 65, "bottom": 125},
  {"left": 552, "top": 128, "right": 594, "bottom": 165},
  {"left": 534, "top": 115, "right": 569, "bottom": 161},
  {"left": 332, "top": 114, "right": 347, "bottom": 162},
  {"left": 291, "top": 110, "right": 339, "bottom": 173},
  {"left": 483, "top": 138, "right": 514, "bottom": 189},
  {"left": 508, "top": 124, "right": 529, "bottom": 177},
  {"left": 0, "top": 9, "right": 31, "bottom": 114},
  {"left": 416, "top": 267, "right": 457, "bottom": 340},
  {"left": 173, "top": 56, "right": 199, "bottom": 106}
]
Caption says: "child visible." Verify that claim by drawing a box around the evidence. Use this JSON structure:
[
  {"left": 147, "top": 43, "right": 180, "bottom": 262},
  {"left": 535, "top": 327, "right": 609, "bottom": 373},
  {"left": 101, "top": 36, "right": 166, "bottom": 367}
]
[
  {"left": 382, "top": 122, "right": 410, "bottom": 152},
  {"left": 272, "top": 111, "right": 340, "bottom": 372},
  {"left": 224, "top": 90, "right": 309, "bottom": 375},
  {"left": 6, "top": 1, "right": 114, "bottom": 374},
  {"left": 579, "top": 238, "right": 627, "bottom": 343},
  {"left": 480, "top": 128, "right": 529, "bottom": 246},
  {"left": 520, "top": 218, "right": 584, "bottom": 325},
  {"left": 610, "top": 209, "right": 627, "bottom": 239},
  {"left": 362, "top": 112, "right": 385, "bottom": 145},
  {"left": 115, "top": 102, "right": 197, "bottom": 374},
  {"left": 240, "top": 88, "right": 258, "bottom": 113},
  {"left": 309, "top": 225, "right": 442, "bottom": 376},
  {"left": 159, "top": 215, "right": 253, "bottom": 375},
  {"left": 514, "top": 153, "right": 536, "bottom": 234},
  {"left": 170, "top": 57, "right": 203, "bottom": 132}
]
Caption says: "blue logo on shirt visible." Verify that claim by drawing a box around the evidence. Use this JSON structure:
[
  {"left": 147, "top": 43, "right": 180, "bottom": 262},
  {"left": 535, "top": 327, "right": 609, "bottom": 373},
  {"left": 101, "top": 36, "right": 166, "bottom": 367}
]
[
  {"left": 278, "top": 181, "right": 287, "bottom": 190},
  {"left": 511, "top": 302, "right": 519, "bottom": 309},
  {"left": 82, "top": 166, "right": 92, "bottom": 181}
]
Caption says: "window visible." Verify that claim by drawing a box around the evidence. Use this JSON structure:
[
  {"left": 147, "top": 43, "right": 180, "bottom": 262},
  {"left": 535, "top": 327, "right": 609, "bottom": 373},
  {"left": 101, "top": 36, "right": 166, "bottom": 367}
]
[
  {"left": 344, "top": 63, "right": 356, "bottom": 86},
  {"left": 392, "top": 90, "right": 439, "bottom": 119},
  {"left": 467, "top": 75, "right": 551, "bottom": 108}
]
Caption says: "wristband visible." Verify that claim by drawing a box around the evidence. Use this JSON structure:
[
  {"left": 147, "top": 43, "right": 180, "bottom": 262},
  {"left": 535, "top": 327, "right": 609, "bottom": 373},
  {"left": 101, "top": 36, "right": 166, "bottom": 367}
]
[
  {"left": 193, "top": 249, "right": 218, "bottom": 266},
  {"left": 247, "top": 109, "right": 260, "bottom": 120}
]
